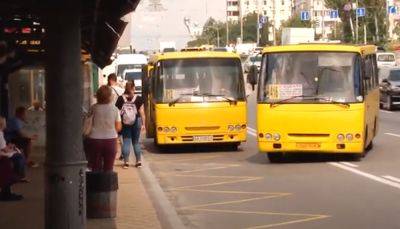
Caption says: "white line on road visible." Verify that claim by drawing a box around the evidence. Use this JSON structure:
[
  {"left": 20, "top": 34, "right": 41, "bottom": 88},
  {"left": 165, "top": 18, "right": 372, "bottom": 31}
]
[
  {"left": 247, "top": 130, "right": 257, "bottom": 137},
  {"left": 328, "top": 162, "right": 400, "bottom": 190},
  {"left": 248, "top": 127, "right": 257, "bottom": 133},
  {"left": 385, "top": 133, "right": 400, "bottom": 138},
  {"left": 339, "top": 162, "right": 359, "bottom": 168},
  {"left": 380, "top": 110, "right": 394, "bottom": 114},
  {"left": 382, "top": 175, "right": 400, "bottom": 184}
]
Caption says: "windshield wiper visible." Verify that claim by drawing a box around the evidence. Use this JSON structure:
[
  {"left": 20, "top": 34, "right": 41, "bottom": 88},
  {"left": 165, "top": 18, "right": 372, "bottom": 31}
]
[
  {"left": 312, "top": 96, "right": 350, "bottom": 108},
  {"left": 270, "top": 95, "right": 350, "bottom": 108},
  {"left": 168, "top": 93, "right": 195, "bottom": 107},
  {"left": 270, "top": 95, "right": 315, "bottom": 107},
  {"left": 200, "top": 93, "right": 237, "bottom": 104}
]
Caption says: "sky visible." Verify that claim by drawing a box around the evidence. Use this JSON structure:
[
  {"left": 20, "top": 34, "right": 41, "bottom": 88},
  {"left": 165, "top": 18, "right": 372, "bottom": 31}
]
[{"left": 123, "top": 0, "right": 226, "bottom": 51}]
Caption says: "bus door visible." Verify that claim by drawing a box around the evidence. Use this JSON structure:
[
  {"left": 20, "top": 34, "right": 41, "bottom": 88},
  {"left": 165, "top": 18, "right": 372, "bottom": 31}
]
[{"left": 142, "top": 64, "right": 155, "bottom": 138}]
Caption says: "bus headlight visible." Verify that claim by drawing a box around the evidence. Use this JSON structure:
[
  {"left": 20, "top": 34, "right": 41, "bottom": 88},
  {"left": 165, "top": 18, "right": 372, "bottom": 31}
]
[
  {"left": 170, "top": 127, "right": 177, "bottom": 133},
  {"left": 235, "top": 125, "right": 241, "bottom": 131},
  {"left": 346, "top": 134, "right": 353, "bottom": 141},
  {"left": 273, "top": 133, "right": 281, "bottom": 141},
  {"left": 337, "top": 134, "right": 345, "bottom": 142},
  {"left": 164, "top": 127, "right": 170, "bottom": 133},
  {"left": 265, "top": 133, "right": 272, "bottom": 140},
  {"left": 228, "top": 125, "right": 235, "bottom": 131}
]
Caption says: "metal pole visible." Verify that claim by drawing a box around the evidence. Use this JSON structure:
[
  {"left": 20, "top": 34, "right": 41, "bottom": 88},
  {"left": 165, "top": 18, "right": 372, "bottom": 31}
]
[
  {"left": 355, "top": 0, "right": 359, "bottom": 43},
  {"left": 226, "top": 1, "right": 229, "bottom": 46},
  {"left": 217, "top": 28, "right": 220, "bottom": 47},
  {"left": 364, "top": 20, "right": 367, "bottom": 44},
  {"left": 239, "top": 0, "right": 243, "bottom": 41},
  {"left": 43, "top": 0, "right": 87, "bottom": 228},
  {"left": 256, "top": 0, "right": 260, "bottom": 46}
]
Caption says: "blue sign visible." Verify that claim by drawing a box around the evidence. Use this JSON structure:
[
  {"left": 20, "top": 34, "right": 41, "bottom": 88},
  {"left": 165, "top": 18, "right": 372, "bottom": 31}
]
[
  {"left": 388, "top": 6, "right": 397, "bottom": 14},
  {"left": 259, "top": 16, "right": 267, "bottom": 24},
  {"left": 356, "top": 7, "right": 366, "bottom": 17},
  {"left": 330, "top": 10, "right": 339, "bottom": 19},
  {"left": 301, "top": 11, "right": 310, "bottom": 21}
]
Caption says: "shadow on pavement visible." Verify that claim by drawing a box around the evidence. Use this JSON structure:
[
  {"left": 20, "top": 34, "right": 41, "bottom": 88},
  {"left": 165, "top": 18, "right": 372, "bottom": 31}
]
[
  {"left": 143, "top": 140, "right": 243, "bottom": 155},
  {"left": 246, "top": 152, "right": 363, "bottom": 165}
]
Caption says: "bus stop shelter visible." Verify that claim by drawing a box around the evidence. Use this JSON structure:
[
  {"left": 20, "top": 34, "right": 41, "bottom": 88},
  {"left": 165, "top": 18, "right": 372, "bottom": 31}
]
[{"left": 0, "top": 0, "right": 140, "bottom": 228}]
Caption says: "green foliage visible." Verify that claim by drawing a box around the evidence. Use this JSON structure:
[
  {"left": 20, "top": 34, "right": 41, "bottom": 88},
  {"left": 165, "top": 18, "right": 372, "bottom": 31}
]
[
  {"left": 282, "top": 13, "right": 313, "bottom": 28},
  {"left": 324, "top": 0, "right": 387, "bottom": 44},
  {"left": 187, "top": 13, "right": 270, "bottom": 47}
]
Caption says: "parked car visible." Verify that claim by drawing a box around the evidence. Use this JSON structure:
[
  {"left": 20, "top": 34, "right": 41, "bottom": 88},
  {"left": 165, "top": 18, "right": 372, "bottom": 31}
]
[
  {"left": 379, "top": 68, "right": 400, "bottom": 110},
  {"left": 377, "top": 52, "right": 396, "bottom": 68},
  {"left": 243, "top": 54, "right": 262, "bottom": 73}
]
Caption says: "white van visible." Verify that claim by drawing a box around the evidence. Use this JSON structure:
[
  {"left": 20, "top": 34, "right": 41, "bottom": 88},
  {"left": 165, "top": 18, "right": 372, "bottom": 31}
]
[
  {"left": 114, "top": 54, "right": 147, "bottom": 93},
  {"left": 377, "top": 52, "right": 396, "bottom": 68}
]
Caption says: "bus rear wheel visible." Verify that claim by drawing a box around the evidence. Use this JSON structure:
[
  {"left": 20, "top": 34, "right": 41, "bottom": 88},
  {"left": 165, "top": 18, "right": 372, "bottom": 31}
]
[{"left": 267, "top": 153, "right": 284, "bottom": 163}]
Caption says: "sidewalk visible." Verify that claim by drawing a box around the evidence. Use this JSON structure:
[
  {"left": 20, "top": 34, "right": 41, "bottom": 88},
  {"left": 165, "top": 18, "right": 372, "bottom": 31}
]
[{"left": 0, "top": 147, "right": 162, "bottom": 229}]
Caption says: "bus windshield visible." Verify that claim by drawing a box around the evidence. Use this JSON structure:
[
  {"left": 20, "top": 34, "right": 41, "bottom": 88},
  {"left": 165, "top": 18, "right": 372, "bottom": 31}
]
[
  {"left": 155, "top": 58, "right": 245, "bottom": 103},
  {"left": 258, "top": 52, "right": 361, "bottom": 104}
]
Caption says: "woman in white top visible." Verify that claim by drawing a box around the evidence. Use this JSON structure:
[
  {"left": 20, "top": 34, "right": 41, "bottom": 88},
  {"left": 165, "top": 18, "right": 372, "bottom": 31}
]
[{"left": 86, "top": 86, "right": 122, "bottom": 172}]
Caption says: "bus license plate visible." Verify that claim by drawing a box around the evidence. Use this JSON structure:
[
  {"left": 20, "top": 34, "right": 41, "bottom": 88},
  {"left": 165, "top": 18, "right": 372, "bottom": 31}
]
[
  {"left": 193, "top": 135, "right": 213, "bottom": 142},
  {"left": 296, "top": 143, "right": 321, "bottom": 149}
]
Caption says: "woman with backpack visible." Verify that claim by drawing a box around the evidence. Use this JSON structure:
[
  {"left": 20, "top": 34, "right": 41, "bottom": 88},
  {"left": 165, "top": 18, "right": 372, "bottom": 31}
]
[{"left": 116, "top": 81, "right": 146, "bottom": 168}]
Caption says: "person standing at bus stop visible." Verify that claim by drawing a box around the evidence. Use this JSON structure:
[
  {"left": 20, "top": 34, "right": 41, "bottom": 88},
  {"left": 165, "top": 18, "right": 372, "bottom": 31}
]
[{"left": 116, "top": 81, "right": 146, "bottom": 168}]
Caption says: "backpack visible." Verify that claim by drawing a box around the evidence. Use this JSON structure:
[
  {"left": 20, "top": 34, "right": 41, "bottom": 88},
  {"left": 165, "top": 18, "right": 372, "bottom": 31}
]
[{"left": 121, "top": 95, "right": 138, "bottom": 125}]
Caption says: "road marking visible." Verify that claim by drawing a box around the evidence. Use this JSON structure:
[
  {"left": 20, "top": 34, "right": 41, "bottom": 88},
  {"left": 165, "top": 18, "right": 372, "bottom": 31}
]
[
  {"left": 385, "top": 133, "right": 400, "bottom": 138},
  {"left": 382, "top": 175, "right": 400, "bottom": 184},
  {"left": 247, "top": 130, "right": 257, "bottom": 137},
  {"left": 339, "top": 162, "right": 359, "bottom": 168},
  {"left": 328, "top": 162, "right": 400, "bottom": 190},
  {"left": 380, "top": 110, "right": 394, "bottom": 114}
]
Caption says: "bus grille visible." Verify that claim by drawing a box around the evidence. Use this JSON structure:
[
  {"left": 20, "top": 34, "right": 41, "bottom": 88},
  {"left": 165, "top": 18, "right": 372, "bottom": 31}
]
[
  {"left": 288, "top": 134, "right": 330, "bottom": 138},
  {"left": 185, "top": 126, "right": 220, "bottom": 131}
]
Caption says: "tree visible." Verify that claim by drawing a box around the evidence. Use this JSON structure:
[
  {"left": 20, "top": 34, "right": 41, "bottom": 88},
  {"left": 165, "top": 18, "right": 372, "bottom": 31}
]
[
  {"left": 187, "top": 13, "right": 271, "bottom": 47},
  {"left": 281, "top": 13, "right": 313, "bottom": 28}
]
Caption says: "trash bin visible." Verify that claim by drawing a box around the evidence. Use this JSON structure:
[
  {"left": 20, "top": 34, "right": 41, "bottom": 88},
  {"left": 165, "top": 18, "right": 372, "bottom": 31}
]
[{"left": 86, "top": 171, "right": 118, "bottom": 218}]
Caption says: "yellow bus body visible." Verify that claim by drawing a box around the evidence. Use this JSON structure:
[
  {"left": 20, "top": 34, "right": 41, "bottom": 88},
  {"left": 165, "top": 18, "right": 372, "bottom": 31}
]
[
  {"left": 257, "top": 44, "right": 379, "bottom": 155},
  {"left": 145, "top": 51, "right": 247, "bottom": 145}
]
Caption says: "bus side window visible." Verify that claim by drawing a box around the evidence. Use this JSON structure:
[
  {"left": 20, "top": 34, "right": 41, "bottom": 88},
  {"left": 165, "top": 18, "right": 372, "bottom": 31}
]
[
  {"left": 363, "top": 55, "right": 373, "bottom": 93},
  {"left": 372, "top": 54, "right": 379, "bottom": 87}
]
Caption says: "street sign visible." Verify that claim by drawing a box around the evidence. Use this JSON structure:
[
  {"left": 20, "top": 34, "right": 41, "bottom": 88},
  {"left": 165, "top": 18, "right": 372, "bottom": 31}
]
[
  {"left": 259, "top": 16, "right": 267, "bottom": 24},
  {"left": 356, "top": 7, "right": 366, "bottom": 17},
  {"left": 300, "top": 11, "right": 310, "bottom": 21},
  {"left": 388, "top": 6, "right": 397, "bottom": 14},
  {"left": 330, "top": 10, "right": 339, "bottom": 19}
]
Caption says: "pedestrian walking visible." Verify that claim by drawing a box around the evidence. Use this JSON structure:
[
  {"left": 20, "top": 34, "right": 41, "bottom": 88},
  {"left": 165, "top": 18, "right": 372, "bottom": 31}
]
[
  {"left": 85, "top": 86, "right": 122, "bottom": 172},
  {"left": 116, "top": 81, "right": 146, "bottom": 168}
]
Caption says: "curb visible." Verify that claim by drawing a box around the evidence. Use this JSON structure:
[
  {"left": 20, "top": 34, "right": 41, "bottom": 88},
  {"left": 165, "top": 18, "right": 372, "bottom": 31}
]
[{"left": 138, "top": 157, "right": 186, "bottom": 229}]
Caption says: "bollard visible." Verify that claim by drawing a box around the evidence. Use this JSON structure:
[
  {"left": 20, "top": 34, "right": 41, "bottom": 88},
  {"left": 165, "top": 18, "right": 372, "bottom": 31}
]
[{"left": 86, "top": 171, "right": 118, "bottom": 218}]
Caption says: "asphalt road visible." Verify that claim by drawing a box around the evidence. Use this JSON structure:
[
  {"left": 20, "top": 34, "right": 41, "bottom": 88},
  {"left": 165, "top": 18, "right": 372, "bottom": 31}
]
[{"left": 143, "top": 91, "right": 400, "bottom": 229}]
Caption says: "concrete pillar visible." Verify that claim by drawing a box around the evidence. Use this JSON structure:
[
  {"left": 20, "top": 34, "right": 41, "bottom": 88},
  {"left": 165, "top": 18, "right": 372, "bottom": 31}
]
[{"left": 43, "top": 1, "right": 87, "bottom": 228}]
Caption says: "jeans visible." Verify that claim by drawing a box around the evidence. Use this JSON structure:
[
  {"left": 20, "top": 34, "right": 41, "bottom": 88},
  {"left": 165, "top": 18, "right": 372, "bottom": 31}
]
[
  {"left": 122, "top": 117, "right": 142, "bottom": 163},
  {"left": 10, "top": 153, "right": 26, "bottom": 177}
]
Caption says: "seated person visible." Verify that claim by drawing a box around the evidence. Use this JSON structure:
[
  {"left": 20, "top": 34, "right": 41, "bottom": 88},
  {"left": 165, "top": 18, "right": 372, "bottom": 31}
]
[
  {"left": 0, "top": 117, "right": 25, "bottom": 201},
  {"left": 28, "top": 100, "right": 44, "bottom": 112},
  {"left": 5, "top": 107, "right": 38, "bottom": 167}
]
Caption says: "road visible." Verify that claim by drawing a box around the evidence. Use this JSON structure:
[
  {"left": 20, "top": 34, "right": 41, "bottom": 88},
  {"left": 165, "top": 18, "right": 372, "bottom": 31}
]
[{"left": 142, "top": 91, "right": 400, "bottom": 229}]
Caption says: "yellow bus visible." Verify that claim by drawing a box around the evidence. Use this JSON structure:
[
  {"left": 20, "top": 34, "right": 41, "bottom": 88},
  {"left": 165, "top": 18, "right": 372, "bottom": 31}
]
[
  {"left": 142, "top": 51, "right": 247, "bottom": 149},
  {"left": 247, "top": 44, "right": 379, "bottom": 162}
]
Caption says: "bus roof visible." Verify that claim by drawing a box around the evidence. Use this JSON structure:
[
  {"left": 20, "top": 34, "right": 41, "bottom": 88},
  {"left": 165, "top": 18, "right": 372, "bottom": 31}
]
[
  {"left": 149, "top": 51, "right": 240, "bottom": 63},
  {"left": 262, "top": 44, "right": 376, "bottom": 56}
]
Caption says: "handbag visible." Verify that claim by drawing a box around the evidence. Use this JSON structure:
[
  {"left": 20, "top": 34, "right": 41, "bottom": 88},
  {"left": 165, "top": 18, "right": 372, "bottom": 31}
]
[{"left": 82, "top": 105, "right": 95, "bottom": 137}]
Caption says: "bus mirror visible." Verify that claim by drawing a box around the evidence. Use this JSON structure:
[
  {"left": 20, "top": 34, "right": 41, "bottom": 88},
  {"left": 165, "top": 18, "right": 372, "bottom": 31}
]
[
  {"left": 247, "top": 65, "right": 258, "bottom": 91},
  {"left": 382, "top": 78, "right": 388, "bottom": 83}
]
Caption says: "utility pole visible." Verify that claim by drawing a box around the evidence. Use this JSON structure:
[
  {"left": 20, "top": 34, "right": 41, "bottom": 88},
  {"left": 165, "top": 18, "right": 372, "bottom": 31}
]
[{"left": 43, "top": 0, "right": 86, "bottom": 228}]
